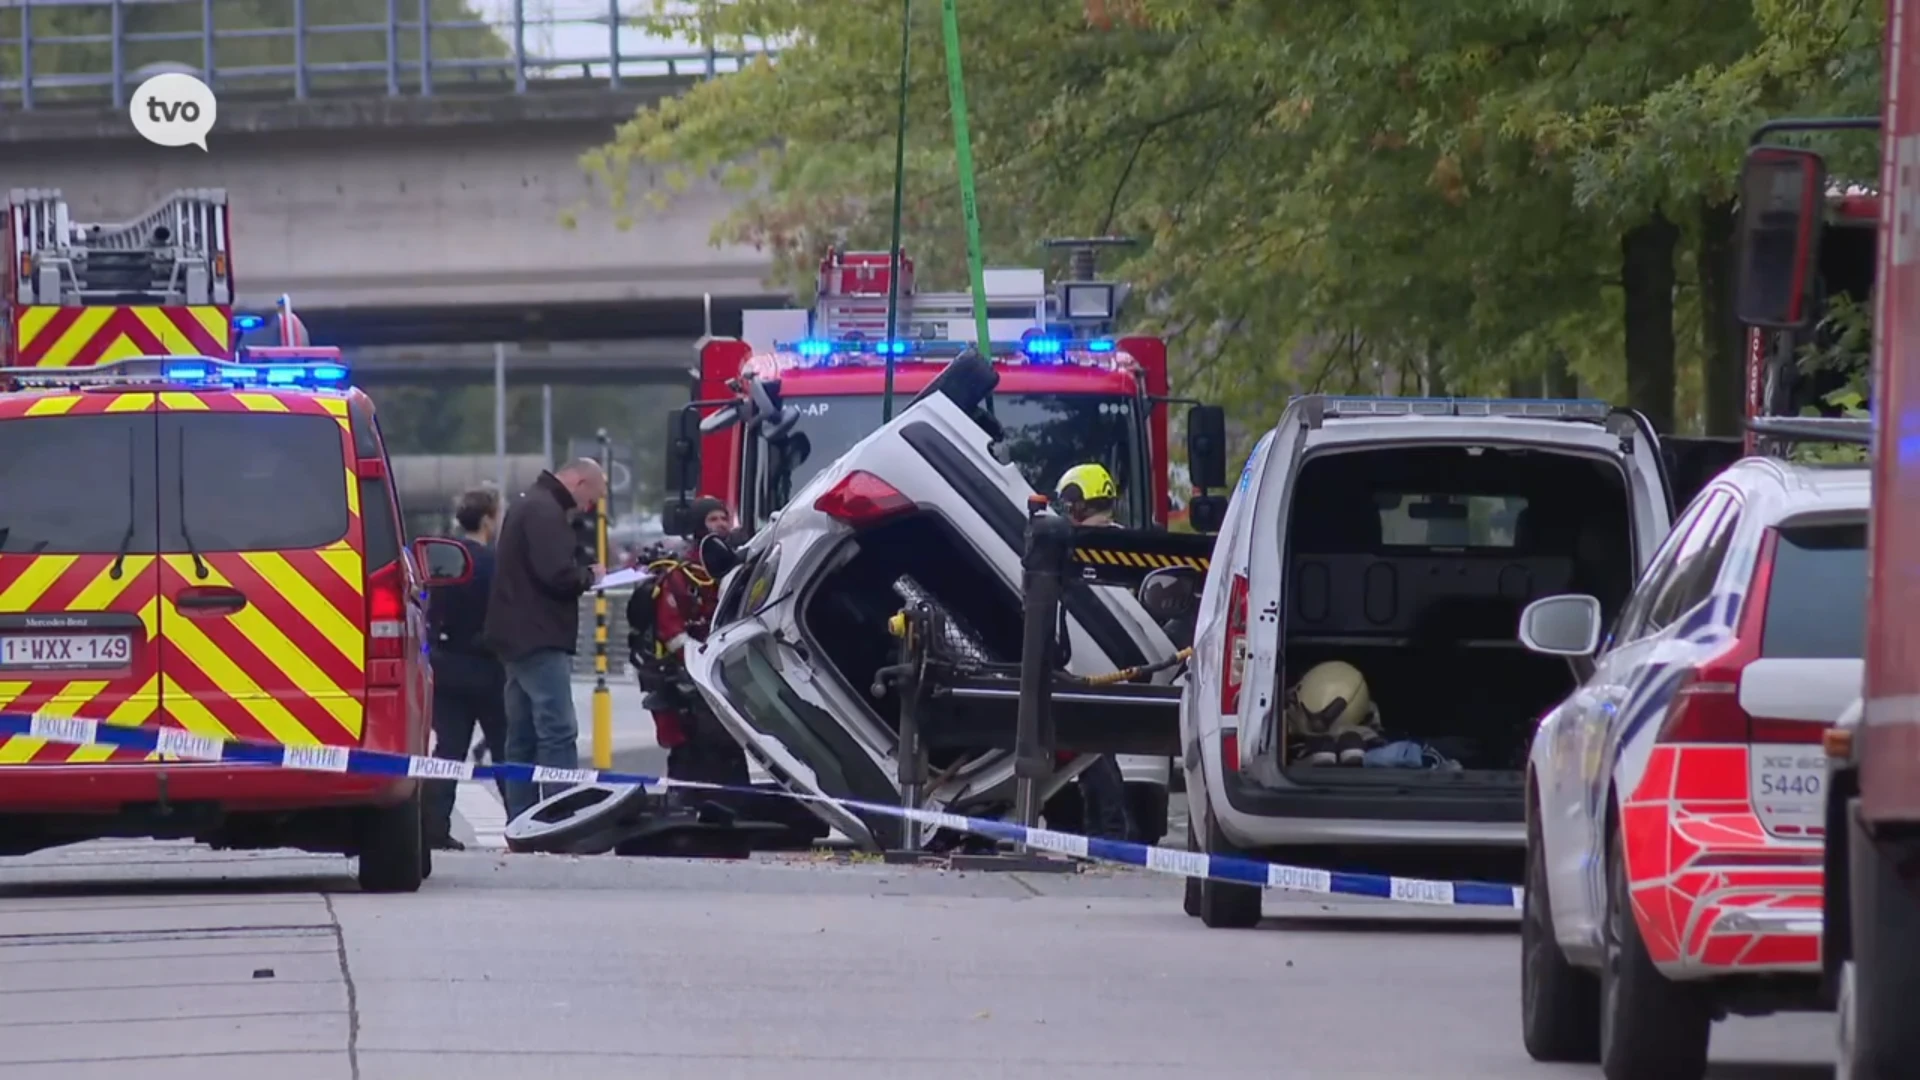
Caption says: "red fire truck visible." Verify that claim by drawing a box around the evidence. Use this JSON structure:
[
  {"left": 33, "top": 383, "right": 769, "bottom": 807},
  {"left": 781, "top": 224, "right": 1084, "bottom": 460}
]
[
  {"left": 670, "top": 243, "right": 1228, "bottom": 536},
  {"left": 3, "top": 189, "right": 249, "bottom": 367},
  {"left": 1732, "top": 22, "right": 1920, "bottom": 1074}
]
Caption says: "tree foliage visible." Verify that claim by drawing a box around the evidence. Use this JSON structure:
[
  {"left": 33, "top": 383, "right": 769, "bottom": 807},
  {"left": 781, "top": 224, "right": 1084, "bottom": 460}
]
[{"left": 591, "top": 0, "right": 1879, "bottom": 437}]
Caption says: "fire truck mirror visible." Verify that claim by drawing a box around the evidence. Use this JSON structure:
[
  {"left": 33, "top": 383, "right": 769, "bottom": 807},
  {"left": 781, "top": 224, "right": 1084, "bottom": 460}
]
[
  {"left": 661, "top": 497, "right": 698, "bottom": 538},
  {"left": 1188, "top": 494, "right": 1229, "bottom": 535},
  {"left": 665, "top": 407, "right": 702, "bottom": 501},
  {"left": 1185, "top": 404, "right": 1229, "bottom": 491},
  {"left": 1734, "top": 144, "right": 1828, "bottom": 331}
]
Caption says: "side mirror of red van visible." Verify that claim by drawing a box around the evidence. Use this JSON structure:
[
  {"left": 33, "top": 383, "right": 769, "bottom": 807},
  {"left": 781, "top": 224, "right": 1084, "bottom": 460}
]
[
  {"left": 414, "top": 537, "right": 473, "bottom": 588},
  {"left": 1734, "top": 144, "right": 1829, "bottom": 330}
]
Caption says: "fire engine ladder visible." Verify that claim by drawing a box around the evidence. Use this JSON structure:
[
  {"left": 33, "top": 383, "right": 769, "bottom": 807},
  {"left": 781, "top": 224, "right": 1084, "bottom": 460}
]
[
  {"left": 815, "top": 275, "right": 1050, "bottom": 343},
  {"left": 8, "top": 188, "right": 233, "bottom": 307}
]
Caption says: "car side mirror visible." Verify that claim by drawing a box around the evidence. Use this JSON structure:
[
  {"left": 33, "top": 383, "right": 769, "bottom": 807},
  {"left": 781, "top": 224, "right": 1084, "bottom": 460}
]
[
  {"left": 1735, "top": 144, "right": 1828, "bottom": 331},
  {"left": 1518, "top": 594, "right": 1603, "bottom": 657},
  {"left": 1185, "top": 404, "right": 1228, "bottom": 490},
  {"left": 1187, "top": 494, "right": 1228, "bottom": 535},
  {"left": 413, "top": 537, "right": 473, "bottom": 587},
  {"left": 1137, "top": 566, "right": 1203, "bottom": 624},
  {"left": 664, "top": 407, "right": 701, "bottom": 501}
]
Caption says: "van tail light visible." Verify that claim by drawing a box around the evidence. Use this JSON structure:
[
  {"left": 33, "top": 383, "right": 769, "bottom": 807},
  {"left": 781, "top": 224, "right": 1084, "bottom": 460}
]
[
  {"left": 1221, "top": 572, "right": 1250, "bottom": 717},
  {"left": 815, "top": 470, "right": 915, "bottom": 528},
  {"left": 367, "top": 561, "right": 405, "bottom": 679},
  {"left": 1655, "top": 529, "right": 1777, "bottom": 744},
  {"left": 1220, "top": 728, "right": 1239, "bottom": 775}
]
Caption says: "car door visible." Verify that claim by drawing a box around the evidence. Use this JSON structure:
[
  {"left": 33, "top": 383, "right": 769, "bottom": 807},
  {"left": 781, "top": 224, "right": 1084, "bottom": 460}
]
[
  {"left": 1545, "top": 489, "right": 1729, "bottom": 935},
  {"left": 1229, "top": 403, "right": 1314, "bottom": 776},
  {"left": 1571, "top": 489, "right": 1744, "bottom": 922},
  {"left": 0, "top": 397, "right": 164, "bottom": 766},
  {"left": 153, "top": 395, "right": 368, "bottom": 755}
]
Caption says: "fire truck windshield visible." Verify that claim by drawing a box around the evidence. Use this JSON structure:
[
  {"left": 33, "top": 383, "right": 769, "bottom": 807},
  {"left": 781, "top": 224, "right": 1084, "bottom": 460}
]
[{"left": 754, "top": 392, "right": 1148, "bottom": 528}]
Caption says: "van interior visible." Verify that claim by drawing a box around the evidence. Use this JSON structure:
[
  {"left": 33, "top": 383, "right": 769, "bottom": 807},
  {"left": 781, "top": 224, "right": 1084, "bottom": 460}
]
[{"left": 1277, "top": 444, "right": 1635, "bottom": 785}]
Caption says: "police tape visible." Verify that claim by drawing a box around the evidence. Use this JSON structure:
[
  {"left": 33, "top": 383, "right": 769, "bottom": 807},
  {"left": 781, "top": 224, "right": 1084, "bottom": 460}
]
[{"left": 0, "top": 711, "right": 1524, "bottom": 911}]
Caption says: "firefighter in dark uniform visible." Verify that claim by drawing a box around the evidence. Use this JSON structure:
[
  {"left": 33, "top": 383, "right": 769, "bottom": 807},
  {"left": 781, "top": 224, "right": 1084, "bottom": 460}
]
[
  {"left": 632, "top": 497, "right": 752, "bottom": 800},
  {"left": 423, "top": 487, "right": 510, "bottom": 851},
  {"left": 1048, "top": 464, "right": 1135, "bottom": 842}
]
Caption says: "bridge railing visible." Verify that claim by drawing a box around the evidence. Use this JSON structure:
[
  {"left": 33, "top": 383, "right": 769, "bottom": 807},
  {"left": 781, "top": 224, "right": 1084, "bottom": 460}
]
[{"left": 0, "top": 0, "right": 776, "bottom": 112}]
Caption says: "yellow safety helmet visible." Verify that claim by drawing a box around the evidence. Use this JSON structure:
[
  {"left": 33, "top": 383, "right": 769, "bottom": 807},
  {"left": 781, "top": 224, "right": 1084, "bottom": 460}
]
[
  {"left": 1289, "top": 660, "right": 1373, "bottom": 734},
  {"left": 1056, "top": 463, "right": 1118, "bottom": 504}
]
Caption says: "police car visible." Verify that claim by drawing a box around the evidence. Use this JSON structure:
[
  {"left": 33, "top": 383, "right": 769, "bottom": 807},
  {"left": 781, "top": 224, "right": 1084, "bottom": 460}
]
[
  {"left": 1519, "top": 459, "right": 1866, "bottom": 1080},
  {"left": 0, "top": 354, "right": 471, "bottom": 892}
]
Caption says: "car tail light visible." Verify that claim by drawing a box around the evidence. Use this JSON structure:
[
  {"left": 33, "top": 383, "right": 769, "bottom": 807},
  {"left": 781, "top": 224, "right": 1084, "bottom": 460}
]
[
  {"left": 367, "top": 560, "right": 405, "bottom": 674},
  {"left": 815, "top": 470, "right": 914, "bottom": 528},
  {"left": 1221, "top": 572, "right": 1249, "bottom": 717},
  {"left": 1655, "top": 530, "right": 1777, "bottom": 744}
]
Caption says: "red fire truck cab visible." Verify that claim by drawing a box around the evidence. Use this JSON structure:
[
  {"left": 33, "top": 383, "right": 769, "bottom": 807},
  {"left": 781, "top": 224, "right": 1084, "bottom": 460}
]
[{"left": 666, "top": 246, "right": 1229, "bottom": 538}]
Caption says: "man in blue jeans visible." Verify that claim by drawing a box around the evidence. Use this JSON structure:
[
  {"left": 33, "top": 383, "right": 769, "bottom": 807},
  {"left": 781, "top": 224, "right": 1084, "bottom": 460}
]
[{"left": 483, "top": 459, "right": 608, "bottom": 819}]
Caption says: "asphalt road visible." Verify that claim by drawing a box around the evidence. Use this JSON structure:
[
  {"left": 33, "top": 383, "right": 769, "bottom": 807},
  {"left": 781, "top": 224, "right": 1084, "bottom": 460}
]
[{"left": 0, "top": 841, "right": 1833, "bottom": 1080}]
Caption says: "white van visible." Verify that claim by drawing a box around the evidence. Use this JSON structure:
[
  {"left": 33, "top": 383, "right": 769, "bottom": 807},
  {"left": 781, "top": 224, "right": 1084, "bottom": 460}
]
[{"left": 1180, "top": 396, "right": 1679, "bottom": 927}]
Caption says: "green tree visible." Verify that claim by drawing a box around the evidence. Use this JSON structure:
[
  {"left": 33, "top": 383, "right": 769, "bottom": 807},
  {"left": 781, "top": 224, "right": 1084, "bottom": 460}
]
[{"left": 590, "top": 0, "right": 1880, "bottom": 437}]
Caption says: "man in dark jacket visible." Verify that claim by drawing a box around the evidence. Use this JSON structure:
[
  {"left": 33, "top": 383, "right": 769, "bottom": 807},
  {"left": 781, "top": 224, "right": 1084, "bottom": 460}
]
[
  {"left": 485, "top": 459, "right": 608, "bottom": 819},
  {"left": 424, "top": 486, "right": 509, "bottom": 850}
]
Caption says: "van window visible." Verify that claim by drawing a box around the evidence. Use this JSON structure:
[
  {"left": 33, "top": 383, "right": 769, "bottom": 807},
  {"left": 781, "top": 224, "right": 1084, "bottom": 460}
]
[
  {"left": 1761, "top": 522, "right": 1867, "bottom": 659},
  {"left": 160, "top": 413, "right": 350, "bottom": 552},
  {"left": 1377, "top": 494, "right": 1527, "bottom": 548},
  {"left": 0, "top": 415, "right": 158, "bottom": 555}
]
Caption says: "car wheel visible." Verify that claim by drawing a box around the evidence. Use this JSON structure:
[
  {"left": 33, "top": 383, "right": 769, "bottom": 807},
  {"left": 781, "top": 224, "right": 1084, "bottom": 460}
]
[
  {"left": 1183, "top": 821, "right": 1203, "bottom": 918},
  {"left": 1197, "top": 816, "right": 1262, "bottom": 929},
  {"left": 1126, "top": 782, "right": 1170, "bottom": 845},
  {"left": 1520, "top": 809, "right": 1599, "bottom": 1062},
  {"left": 1599, "top": 836, "right": 1711, "bottom": 1080},
  {"left": 357, "top": 790, "right": 426, "bottom": 894}
]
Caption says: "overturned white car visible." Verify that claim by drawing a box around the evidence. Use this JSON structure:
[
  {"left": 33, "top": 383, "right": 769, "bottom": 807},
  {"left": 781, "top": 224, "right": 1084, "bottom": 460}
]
[{"left": 683, "top": 365, "right": 1190, "bottom": 851}]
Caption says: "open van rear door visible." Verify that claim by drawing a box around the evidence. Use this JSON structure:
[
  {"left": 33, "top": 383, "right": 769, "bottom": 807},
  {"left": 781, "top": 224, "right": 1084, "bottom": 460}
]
[{"left": 1227, "top": 403, "right": 1313, "bottom": 776}]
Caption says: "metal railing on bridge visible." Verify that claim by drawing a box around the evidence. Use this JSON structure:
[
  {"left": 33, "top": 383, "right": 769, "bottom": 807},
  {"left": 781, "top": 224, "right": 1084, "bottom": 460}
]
[{"left": 0, "top": 0, "right": 776, "bottom": 112}]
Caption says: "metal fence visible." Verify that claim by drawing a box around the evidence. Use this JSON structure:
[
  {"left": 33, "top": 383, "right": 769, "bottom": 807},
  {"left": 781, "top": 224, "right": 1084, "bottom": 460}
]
[{"left": 0, "top": 0, "right": 775, "bottom": 111}]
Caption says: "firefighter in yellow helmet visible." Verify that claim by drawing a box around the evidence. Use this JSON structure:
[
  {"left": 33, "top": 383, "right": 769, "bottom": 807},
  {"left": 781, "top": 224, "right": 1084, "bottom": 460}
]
[
  {"left": 1046, "top": 462, "right": 1135, "bottom": 840},
  {"left": 1055, "top": 463, "right": 1120, "bottom": 527},
  {"left": 1286, "top": 660, "right": 1386, "bottom": 766}
]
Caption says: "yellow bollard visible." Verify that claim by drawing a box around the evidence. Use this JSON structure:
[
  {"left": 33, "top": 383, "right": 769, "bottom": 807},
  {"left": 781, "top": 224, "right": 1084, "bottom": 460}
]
[{"left": 591, "top": 430, "right": 614, "bottom": 771}]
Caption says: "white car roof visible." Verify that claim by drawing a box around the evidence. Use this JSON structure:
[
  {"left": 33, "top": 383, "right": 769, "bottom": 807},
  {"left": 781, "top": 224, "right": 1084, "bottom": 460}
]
[
  {"left": 1713, "top": 457, "right": 1871, "bottom": 523},
  {"left": 1302, "top": 415, "right": 1628, "bottom": 454}
]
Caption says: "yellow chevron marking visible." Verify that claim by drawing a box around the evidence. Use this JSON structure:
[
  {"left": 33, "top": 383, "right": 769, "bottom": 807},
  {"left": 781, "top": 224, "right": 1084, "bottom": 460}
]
[
  {"left": 233, "top": 392, "right": 290, "bottom": 413},
  {"left": 69, "top": 555, "right": 156, "bottom": 610},
  {"left": 24, "top": 394, "right": 80, "bottom": 417},
  {"left": 241, "top": 551, "right": 364, "bottom": 671},
  {"left": 158, "top": 391, "right": 209, "bottom": 411},
  {"left": 131, "top": 308, "right": 208, "bottom": 355},
  {"left": 317, "top": 397, "right": 350, "bottom": 417},
  {"left": 0, "top": 555, "right": 78, "bottom": 612},
  {"left": 104, "top": 391, "right": 157, "bottom": 413},
  {"left": 344, "top": 469, "right": 361, "bottom": 518},
  {"left": 15, "top": 306, "right": 59, "bottom": 347},
  {"left": 316, "top": 548, "right": 365, "bottom": 594},
  {"left": 37, "top": 308, "right": 114, "bottom": 367},
  {"left": 161, "top": 556, "right": 358, "bottom": 739},
  {"left": 158, "top": 674, "right": 239, "bottom": 742},
  {"left": 186, "top": 306, "right": 230, "bottom": 344}
]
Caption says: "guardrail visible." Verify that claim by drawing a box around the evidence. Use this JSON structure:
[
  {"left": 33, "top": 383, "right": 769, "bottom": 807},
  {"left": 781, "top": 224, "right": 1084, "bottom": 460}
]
[{"left": 0, "top": 0, "right": 774, "bottom": 111}]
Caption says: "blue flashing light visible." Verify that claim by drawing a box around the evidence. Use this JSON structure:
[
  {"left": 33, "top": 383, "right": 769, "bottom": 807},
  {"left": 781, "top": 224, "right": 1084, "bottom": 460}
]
[
  {"left": 164, "top": 362, "right": 210, "bottom": 382},
  {"left": 1024, "top": 336, "right": 1065, "bottom": 357},
  {"left": 1085, "top": 339, "right": 1116, "bottom": 353},
  {"left": 774, "top": 337, "right": 1131, "bottom": 368},
  {"left": 233, "top": 314, "right": 267, "bottom": 332},
  {"left": 795, "top": 339, "right": 833, "bottom": 359}
]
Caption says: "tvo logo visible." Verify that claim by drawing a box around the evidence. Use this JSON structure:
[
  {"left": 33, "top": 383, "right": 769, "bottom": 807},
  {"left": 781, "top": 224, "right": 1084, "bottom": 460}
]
[{"left": 129, "top": 72, "right": 217, "bottom": 151}]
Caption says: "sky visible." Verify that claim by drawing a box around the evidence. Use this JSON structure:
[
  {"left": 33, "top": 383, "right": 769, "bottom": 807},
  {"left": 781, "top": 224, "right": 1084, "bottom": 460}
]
[{"left": 463, "top": 0, "right": 777, "bottom": 77}]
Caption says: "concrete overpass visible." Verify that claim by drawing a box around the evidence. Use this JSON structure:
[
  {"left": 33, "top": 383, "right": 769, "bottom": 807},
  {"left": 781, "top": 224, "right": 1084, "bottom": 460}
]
[{"left": 0, "top": 5, "right": 789, "bottom": 361}]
